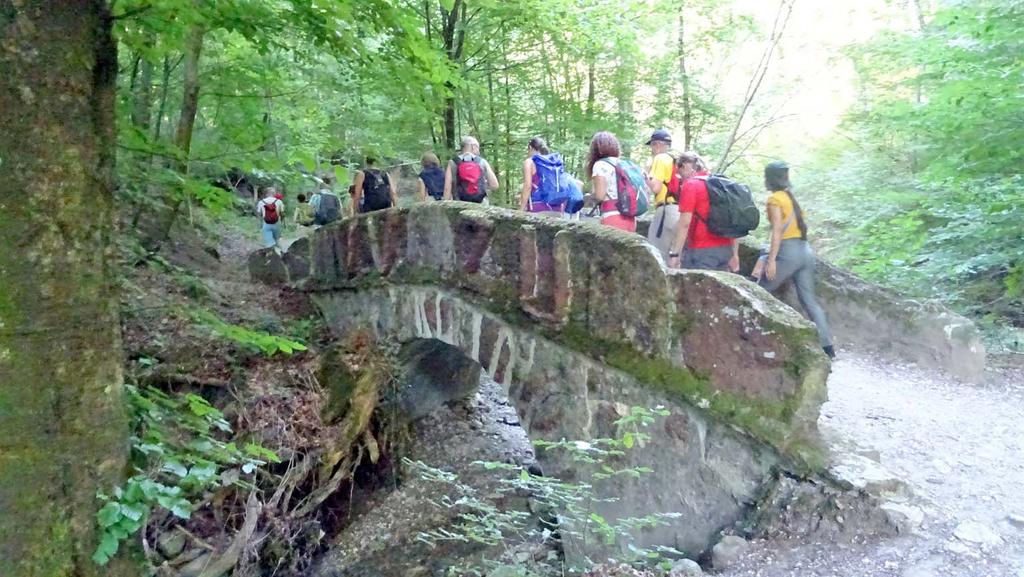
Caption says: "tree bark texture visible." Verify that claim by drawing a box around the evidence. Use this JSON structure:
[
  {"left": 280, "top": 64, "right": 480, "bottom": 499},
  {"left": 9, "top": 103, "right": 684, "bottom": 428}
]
[
  {"left": 0, "top": 2, "right": 129, "bottom": 576},
  {"left": 173, "top": 20, "right": 205, "bottom": 173},
  {"left": 678, "top": 11, "right": 693, "bottom": 150},
  {"left": 132, "top": 51, "right": 154, "bottom": 132}
]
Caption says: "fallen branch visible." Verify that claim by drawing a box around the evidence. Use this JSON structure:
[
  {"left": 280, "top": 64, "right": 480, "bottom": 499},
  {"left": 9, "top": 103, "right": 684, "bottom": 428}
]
[{"left": 197, "top": 491, "right": 262, "bottom": 577}]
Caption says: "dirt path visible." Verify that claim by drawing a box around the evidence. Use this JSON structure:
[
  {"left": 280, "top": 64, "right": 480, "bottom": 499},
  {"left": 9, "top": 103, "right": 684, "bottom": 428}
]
[{"left": 723, "top": 352, "right": 1024, "bottom": 577}]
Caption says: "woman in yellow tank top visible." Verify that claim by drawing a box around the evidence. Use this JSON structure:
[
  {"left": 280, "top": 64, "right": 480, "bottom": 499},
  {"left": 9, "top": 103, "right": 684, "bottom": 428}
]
[{"left": 758, "top": 161, "right": 835, "bottom": 359}]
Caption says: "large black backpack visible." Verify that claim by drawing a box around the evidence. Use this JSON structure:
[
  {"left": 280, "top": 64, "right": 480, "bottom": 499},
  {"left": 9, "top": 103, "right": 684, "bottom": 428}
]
[
  {"left": 361, "top": 169, "right": 392, "bottom": 212},
  {"left": 695, "top": 175, "right": 760, "bottom": 238}
]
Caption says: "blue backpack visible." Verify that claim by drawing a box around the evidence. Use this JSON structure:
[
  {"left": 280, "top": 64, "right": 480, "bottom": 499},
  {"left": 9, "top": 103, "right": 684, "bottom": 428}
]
[
  {"left": 565, "top": 178, "right": 584, "bottom": 214},
  {"left": 531, "top": 153, "right": 572, "bottom": 206}
]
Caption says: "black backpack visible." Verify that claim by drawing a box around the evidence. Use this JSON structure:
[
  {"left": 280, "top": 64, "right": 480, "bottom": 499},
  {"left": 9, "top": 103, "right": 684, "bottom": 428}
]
[
  {"left": 361, "top": 169, "right": 392, "bottom": 212},
  {"left": 692, "top": 175, "right": 760, "bottom": 238}
]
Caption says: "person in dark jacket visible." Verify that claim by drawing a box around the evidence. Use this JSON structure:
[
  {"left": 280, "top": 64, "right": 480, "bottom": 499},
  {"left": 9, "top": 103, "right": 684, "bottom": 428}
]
[{"left": 417, "top": 152, "right": 445, "bottom": 201}]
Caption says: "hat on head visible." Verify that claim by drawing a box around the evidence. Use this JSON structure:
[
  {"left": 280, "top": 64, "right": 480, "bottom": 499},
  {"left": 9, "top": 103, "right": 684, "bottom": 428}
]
[
  {"left": 765, "top": 160, "right": 789, "bottom": 176},
  {"left": 645, "top": 129, "right": 672, "bottom": 145}
]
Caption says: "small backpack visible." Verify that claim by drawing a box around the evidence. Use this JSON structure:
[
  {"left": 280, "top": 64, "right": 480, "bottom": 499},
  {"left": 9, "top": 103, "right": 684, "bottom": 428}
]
[
  {"left": 694, "top": 175, "right": 760, "bottom": 238},
  {"left": 605, "top": 158, "right": 650, "bottom": 218},
  {"left": 262, "top": 199, "right": 280, "bottom": 224},
  {"left": 454, "top": 156, "right": 487, "bottom": 202},
  {"left": 565, "top": 178, "right": 585, "bottom": 214},
  {"left": 665, "top": 153, "right": 683, "bottom": 203},
  {"left": 531, "top": 153, "right": 572, "bottom": 206},
  {"left": 361, "top": 169, "right": 392, "bottom": 212},
  {"left": 419, "top": 166, "right": 445, "bottom": 200},
  {"left": 316, "top": 192, "right": 340, "bottom": 224}
]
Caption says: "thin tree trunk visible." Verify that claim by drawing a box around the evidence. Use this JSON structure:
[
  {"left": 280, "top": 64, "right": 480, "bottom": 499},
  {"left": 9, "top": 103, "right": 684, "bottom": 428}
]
[
  {"left": 717, "top": 0, "right": 793, "bottom": 171},
  {"left": 131, "top": 49, "right": 154, "bottom": 131},
  {"left": 502, "top": 28, "right": 513, "bottom": 204},
  {"left": 151, "top": 18, "right": 204, "bottom": 249},
  {"left": 678, "top": 10, "right": 694, "bottom": 150},
  {"left": 586, "top": 58, "right": 596, "bottom": 121},
  {"left": 0, "top": 2, "right": 129, "bottom": 575},
  {"left": 173, "top": 21, "right": 205, "bottom": 173},
  {"left": 152, "top": 55, "right": 173, "bottom": 142}
]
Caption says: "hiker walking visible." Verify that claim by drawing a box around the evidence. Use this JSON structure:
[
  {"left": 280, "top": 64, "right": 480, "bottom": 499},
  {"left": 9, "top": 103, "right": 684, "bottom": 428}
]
[
  {"left": 293, "top": 193, "right": 315, "bottom": 227},
  {"left": 352, "top": 156, "right": 397, "bottom": 214},
  {"left": 444, "top": 136, "right": 499, "bottom": 204},
  {"left": 585, "top": 131, "right": 650, "bottom": 232},
  {"left": 309, "top": 175, "right": 342, "bottom": 225},
  {"left": 519, "top": 137, "right": 577, "bottom": 218},
  {"left": 417, "top": 152, "right": 446, "bottom": 201},
  {"left": 665, "top": 151, "right": 741, "bottom": 272},
  {"left": 757, "top": 161, "right": 835, "bottom": 358},
  {"left": 257, "top": 186, "right": 284, "bottom": 248},
  {"left": 644, "top": 129, "right": 682, "bottom": 258}
]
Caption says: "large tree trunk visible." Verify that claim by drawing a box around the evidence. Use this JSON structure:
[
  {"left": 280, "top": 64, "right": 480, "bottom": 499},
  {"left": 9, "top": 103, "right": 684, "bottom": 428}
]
[{"left": 0, "top": 2, "right": 129, "bottom": 575}]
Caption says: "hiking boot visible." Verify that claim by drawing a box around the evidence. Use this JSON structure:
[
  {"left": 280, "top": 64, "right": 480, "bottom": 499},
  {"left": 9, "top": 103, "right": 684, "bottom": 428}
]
[{"left": 823, "top": 345, "right": 836, "bottom": 359}]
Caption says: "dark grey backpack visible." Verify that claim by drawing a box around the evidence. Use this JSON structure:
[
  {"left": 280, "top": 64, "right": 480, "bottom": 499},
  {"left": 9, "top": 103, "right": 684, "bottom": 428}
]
[{"left": 315, "top": 192, "right": 341, "bottom": 224}]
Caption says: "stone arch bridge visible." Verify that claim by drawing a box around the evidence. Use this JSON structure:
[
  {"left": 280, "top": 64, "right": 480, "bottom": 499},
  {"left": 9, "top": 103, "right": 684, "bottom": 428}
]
[{"left": 249, "top": 202, "right": 982, "bottom": 556}]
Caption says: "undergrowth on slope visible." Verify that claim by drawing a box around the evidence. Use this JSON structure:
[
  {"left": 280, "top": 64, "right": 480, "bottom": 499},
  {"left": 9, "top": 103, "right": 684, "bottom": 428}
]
[{"left": 93, "top": 381, "right": 281, "bottom": 564}]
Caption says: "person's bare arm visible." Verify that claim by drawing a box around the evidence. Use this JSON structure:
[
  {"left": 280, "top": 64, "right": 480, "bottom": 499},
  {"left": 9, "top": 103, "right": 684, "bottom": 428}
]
[
  {"left": 389, "top": 172, "right": 398, "bottom": 207},
  {"left": 592, "top": 174, "right": 607, "bottom": 202},
  {"left": 519, "top": 158, "right": 533, "bottom": 211},
  {"left": 667, "top": 212, "right": 693, "bottom": 269},
  {"left": 486, "top": 161, "right": 500, "bottom": 190},
  {"left": 443, "top": 163, "right": 453, "bottom": 200},
  {"left": 417, "top": 178, "right": 427, "bottom": 202},
  {"left": 351, "top": 171, "right": 365, "bottom": 216},
  {"left": 765, "top": 204, "right": 785, "bottom": 280},
  {"left": 729, "top": 239, "right": 740, "bottom": 273}
]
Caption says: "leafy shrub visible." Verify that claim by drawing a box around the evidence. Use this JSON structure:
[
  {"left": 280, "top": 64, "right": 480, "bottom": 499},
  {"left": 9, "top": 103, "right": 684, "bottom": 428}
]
[{"left": 93, "top": 385, "right": 280, "bottom": 564}]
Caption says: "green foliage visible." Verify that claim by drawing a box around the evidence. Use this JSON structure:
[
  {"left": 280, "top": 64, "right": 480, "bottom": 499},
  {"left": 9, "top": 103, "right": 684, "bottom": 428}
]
[
  {"left": 409, "top": 406, "right": 681, "bottom": 575},
  {"left": 191, "top": 308, "right": 308, "bottom": 356},
  {"left": 800, "top": 0, "right": 1024, "bottom": 345},
  {"left": 93, "top": 384, "right": 280, "bottom": 565}
]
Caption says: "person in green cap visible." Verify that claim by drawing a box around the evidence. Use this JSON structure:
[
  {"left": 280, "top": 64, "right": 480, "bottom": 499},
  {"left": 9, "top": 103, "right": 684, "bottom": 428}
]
[{"left": 757, "top": 161, "right": 835, "bottom": 358}]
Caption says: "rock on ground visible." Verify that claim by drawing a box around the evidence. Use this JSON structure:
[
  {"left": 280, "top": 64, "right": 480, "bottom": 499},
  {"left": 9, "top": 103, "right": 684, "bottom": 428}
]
[{"left": 712, "top": 536, "right": 750, "bottom": 570}]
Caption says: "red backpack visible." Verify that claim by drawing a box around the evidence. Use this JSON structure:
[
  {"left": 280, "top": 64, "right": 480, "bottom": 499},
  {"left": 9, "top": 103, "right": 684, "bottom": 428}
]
[
  {"left": 665, "top": 153, "right": 683, "bottom": 203},
  {"left": 263, "top": 199, "right": 280, "bottom": 224},
  {"left": 455, "top": 156, "right": 486, "bottom": 202}
]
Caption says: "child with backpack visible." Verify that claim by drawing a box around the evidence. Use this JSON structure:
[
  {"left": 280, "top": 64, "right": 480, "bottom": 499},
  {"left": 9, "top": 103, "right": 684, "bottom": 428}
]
[
  {"left": 444, "top": 136, "right": 500, "bottom": 203},
  {"left": 585, "top": 131, "right": 650, "bottom": 232},
  {"left": 519, "top": 137, "right": 580, "bottom": 218},
  {"left": 256, "top": 187, "right": 285, "bottom": 248}
]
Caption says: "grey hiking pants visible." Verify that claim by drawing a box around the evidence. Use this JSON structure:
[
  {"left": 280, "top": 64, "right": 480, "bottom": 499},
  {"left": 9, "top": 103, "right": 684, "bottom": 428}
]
[
  {"left": 759, "top": 239, "right": 833, "bottom": 348},
  {"left": 683, "top": 245, "right": 733, "bottom": 271}
]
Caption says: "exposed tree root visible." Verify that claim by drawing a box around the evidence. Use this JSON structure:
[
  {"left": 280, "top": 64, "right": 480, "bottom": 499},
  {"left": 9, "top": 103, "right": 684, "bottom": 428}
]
[{"left": 144, "top": 331, "right": 401, "bottom": 576}]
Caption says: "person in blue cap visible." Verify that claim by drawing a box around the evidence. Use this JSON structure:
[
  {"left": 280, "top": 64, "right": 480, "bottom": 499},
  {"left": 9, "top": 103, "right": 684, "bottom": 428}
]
[{"left": 758, "top": 161, "right": 835, "bottom": 358}]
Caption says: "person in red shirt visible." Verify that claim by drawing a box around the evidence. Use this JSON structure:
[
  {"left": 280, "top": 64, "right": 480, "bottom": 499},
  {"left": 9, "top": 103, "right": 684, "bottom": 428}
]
[{"left": 665, "top": 151, "right": 740, "bottom": 271}]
